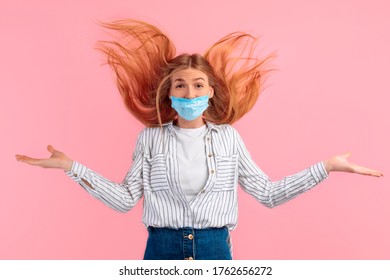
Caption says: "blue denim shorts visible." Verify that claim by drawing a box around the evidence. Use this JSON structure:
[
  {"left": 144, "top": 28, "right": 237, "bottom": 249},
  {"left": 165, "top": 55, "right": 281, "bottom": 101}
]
[{"left": 143, "top": 227, "right": 232, "bottom": 260}]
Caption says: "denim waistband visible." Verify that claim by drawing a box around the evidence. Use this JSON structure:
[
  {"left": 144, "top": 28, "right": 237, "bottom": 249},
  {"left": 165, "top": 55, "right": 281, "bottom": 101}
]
[{"left": 144, "top": 227, "right": 231, "bottom": 260}]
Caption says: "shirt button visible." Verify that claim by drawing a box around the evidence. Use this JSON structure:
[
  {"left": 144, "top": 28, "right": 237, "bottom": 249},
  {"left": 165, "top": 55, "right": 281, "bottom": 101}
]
[
  {"left": 206, "top": 136, "right": 211, "bottom": 141},
  {"left": 200, "top": 189, "right": 206, "bottom": 194},
  {"left": 188, "top": 234, "right": 194, "bottom": 240},
  {"left": 208, "top": 153, "right": 213, "bottom": 157},
  {"left": 74, "top": 174, "right": 78, "bottom": 177},
  {"left": 210, "top": 169, "right": 215, "bottom": 174}
]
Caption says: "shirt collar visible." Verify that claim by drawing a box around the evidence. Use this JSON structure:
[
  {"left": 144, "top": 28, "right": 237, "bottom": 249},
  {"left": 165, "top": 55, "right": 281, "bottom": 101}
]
[{"left": 164, "top": 120, "right": 219, "bottom": 136}]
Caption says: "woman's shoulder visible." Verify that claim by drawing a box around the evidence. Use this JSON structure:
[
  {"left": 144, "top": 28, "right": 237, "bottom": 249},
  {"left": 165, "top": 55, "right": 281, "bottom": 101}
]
[
  {"left": 207, "top": 122, "right": 241, "bottom": 141},
  {"left": 137, "top": 124, "right": 168, "bottom": 140},
  {"left": 133, "top": 124, "right": 170, "bottom": 156},
  {"left": 208, "top": 122, "right": 238, "bottom": 134}
]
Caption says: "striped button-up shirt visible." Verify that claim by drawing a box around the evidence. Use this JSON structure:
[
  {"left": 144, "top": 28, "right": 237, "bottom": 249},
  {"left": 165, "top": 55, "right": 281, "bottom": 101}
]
[{"left": 66, "top": 121, "right": 328, "bottom": 230}]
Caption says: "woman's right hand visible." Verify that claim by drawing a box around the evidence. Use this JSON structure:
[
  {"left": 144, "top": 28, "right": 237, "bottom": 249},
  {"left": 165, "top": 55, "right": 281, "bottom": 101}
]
[{"left": 15, "top": 145, "right": 73, "bottom": 172}]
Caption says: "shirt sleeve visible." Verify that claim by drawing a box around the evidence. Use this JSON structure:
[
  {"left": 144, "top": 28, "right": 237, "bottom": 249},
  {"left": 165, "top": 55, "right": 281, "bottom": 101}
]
[
  {"left": 64, "top": 132, "right": 145, "bottom": 213},
  {"left": 235, "top": 129, "right": 328, "bottom": 208}
]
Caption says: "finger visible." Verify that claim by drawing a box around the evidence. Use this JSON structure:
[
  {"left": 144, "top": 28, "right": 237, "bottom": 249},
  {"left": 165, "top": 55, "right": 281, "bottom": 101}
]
[
  {"left": 342, "top": 152, "right": 352, "bottom": 159},
  {"left": 15, "top": 154, "right": 30, "bottom": 161},
  {"left": 47, "top": 145, "right": 55, "bottom": 154},
  {"left": 371, "top": 171, "right": 384, "bottom": 177},
  {"left": 15, "top": 155, "right": 43, "bottom": 165},
  {"left": 360, "top": 172, "right": 383, "bottom": 177},
  {"left": 16, "top": 155, "right": 36, "bottom": 161},
  {"left": 353, "top": 165, "right": 383, "bottom": 177}
]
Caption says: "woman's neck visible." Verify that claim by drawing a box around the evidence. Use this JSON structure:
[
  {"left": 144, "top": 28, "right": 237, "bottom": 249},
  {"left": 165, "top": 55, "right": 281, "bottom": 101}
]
[{"left": 175, "top": 116, "right": 206, "bottom": 128}]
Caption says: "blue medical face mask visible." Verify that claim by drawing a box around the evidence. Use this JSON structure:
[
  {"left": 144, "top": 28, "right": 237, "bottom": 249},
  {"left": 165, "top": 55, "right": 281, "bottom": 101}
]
[{"left": 170, "top": 95, "right": 209, "bottom": 121}]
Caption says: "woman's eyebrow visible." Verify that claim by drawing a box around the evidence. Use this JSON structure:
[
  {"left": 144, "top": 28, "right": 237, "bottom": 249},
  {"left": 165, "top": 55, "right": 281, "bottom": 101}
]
[
  {"left": 173, "top": 77, "right": 205, "bottom": 83},
  {"left": 192, "top": 77, "right": 206, "bottom": 82}
]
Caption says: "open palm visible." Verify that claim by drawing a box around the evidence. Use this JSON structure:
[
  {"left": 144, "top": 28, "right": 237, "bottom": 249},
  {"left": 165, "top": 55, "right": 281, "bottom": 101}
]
[
  {"left": 325, "top": 152, "right": 383, "bottom": 177},
  {"left": 15, "top": 145, "right": 73, "bottom": 171}
]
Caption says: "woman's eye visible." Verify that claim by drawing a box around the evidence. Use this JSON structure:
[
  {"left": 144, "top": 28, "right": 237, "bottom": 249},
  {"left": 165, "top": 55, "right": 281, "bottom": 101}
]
[
  {"left": 195, "top": 84, "right": 204, "bottom": 88},
  {"left": 175, "top": 84, "right": 184, "bottom": 88}
]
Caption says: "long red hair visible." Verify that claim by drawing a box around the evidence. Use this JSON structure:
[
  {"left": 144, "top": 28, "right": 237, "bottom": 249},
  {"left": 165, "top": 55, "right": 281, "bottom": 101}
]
[{"left": 97, "top": 19, "right": 275, "bottom": 126}]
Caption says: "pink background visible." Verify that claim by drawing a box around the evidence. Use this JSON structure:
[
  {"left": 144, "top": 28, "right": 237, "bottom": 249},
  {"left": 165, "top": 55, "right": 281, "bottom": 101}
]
[{"left": 1, "top": 0, "right": 389, "bottom": 259}]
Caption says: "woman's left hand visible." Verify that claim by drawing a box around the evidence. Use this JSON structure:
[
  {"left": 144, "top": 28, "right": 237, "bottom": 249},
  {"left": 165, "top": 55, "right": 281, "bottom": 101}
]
[{"left": 324, "top": 152, "right": 383, "bottom": 177}]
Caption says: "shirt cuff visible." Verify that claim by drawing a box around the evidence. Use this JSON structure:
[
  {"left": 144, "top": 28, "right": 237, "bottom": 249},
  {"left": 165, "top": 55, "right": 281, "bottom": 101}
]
[
  {"left": 64, "top": 161, "right": 87, "bottom": 181},
  {"left": 310, "top": 161, "right": 329, "bottom": 184}
]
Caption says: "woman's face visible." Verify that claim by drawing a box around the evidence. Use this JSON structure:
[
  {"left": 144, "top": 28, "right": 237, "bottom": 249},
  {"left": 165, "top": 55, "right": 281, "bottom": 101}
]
[{"left": 170, "top": 68, "right": 214, "bottom": 99}]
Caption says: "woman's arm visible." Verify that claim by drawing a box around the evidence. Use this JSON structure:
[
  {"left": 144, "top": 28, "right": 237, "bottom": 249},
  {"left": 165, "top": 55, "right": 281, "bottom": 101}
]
[
  {"left": 15, "top": 144, "right": 144, "bottom": 213},
  {"left": 234, "top": 129, "right": 383, "bottom": 208}
]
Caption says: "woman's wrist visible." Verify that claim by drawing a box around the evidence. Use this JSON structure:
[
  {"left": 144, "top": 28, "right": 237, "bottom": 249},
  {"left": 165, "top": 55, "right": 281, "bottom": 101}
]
[
  {"left": 62, "top": 159, "right": 73, "bottom": 172},
  {"left": 323, "top": 160, "right": 333, "bottom": 174}
]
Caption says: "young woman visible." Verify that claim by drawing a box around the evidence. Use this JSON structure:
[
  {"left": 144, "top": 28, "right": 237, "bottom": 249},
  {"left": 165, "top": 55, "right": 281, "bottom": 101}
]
[{"left": 15, "top": 20, "right": 383, "bottom": 260}]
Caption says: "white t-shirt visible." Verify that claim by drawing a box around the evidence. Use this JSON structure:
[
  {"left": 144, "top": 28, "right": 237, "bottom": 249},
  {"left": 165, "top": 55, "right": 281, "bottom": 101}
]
[{"left": 173, "top": 124, "right": 208, "bottom": 201}]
